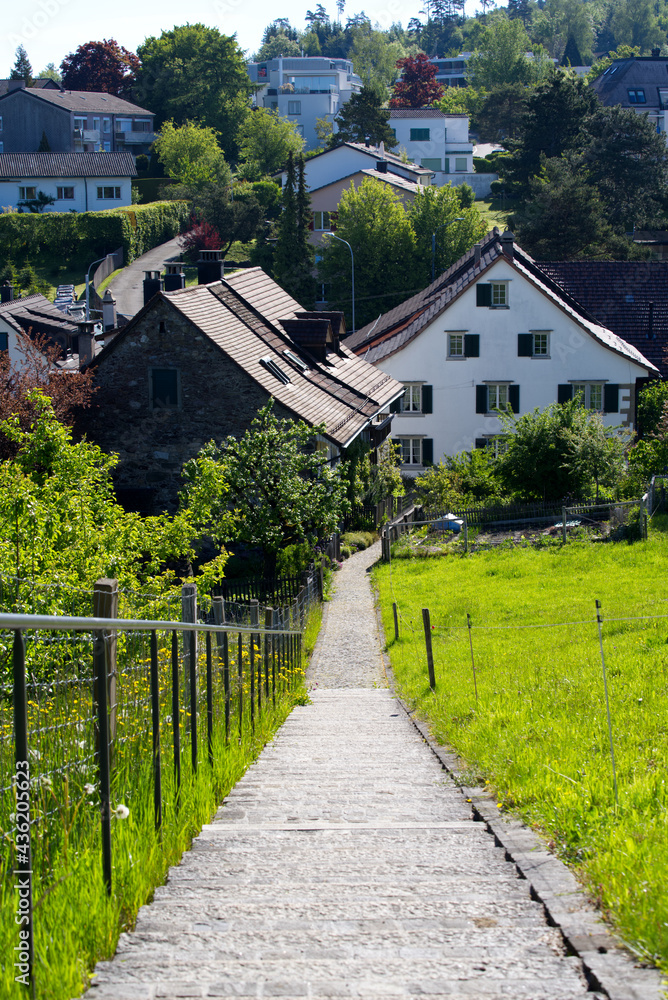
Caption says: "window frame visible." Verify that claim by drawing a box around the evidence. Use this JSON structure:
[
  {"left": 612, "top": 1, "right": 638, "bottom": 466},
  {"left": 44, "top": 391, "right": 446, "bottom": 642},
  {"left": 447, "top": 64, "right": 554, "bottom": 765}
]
[
  {"left": 410, "top": 128, "right": 430, "bottom": 141},
  {"left": 448, "top": 332, "right": 464, "bottom": 358},
  {"left": 628, "top": 89, "right": 646, "bottom": 104},
  {"left": 287, "top": 100, "right": 302, "bottom": 115},
  {"left": 401, "top": 383, "right": 423, "bottom": 413},
  {"left": 572, "top": 382, "right": 604, "bottom": 411},
  {"left": 487, "top": 383, "right": 509, "bottom": 412},
  {"left": 19, "top": 186, "right": 37, "bottom": 200},
  {"left": 398, "top": 436, "right": 423, "bottom": 466},
  {"left": 421, "top": 157, "right": 441, "bottom": 171},
  {"left": 312, "top": 210, "right": 331, "bottom": 231},
  {"left": 97, "top": 186, "right": 122, "bottom": 200},
  {"left": 490, "top": 282, "right": 508, "bottom": 307},
  {"left": 56, "top": 186, "right": 75, "bottom": 200},
  {"left": 149, "top": 367, "right": 180, "bottom": 409},
  {"left": 532, "top": 330, "right": 550, "bottom": 357},
  {"left": 454, "top": 156, "right": 468, "bottom": 172}
]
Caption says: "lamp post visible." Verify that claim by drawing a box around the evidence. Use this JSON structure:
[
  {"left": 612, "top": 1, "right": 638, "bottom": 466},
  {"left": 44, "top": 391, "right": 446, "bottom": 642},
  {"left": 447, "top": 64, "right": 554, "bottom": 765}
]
[
  {"left": 322, "top": 232, "right": 355, "bottom": 335},
  {"left": 85, "top": 255, "right": 109, "bottom": 321},
  {"left": 431, "top": 216, "right": 463, "bottom": 284}
]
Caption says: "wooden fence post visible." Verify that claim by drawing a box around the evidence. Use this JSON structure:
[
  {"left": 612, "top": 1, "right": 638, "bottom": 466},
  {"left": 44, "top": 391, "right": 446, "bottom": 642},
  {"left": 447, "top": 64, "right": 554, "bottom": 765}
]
[{"left": 422, "top": 608, "right": 436, "bottom": 690}]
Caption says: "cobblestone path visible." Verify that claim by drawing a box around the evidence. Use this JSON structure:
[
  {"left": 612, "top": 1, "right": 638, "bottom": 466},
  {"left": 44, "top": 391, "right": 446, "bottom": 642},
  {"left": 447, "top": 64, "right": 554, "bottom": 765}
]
[{"left": 84, "top": 544, "right": 649, "bottom": 999}]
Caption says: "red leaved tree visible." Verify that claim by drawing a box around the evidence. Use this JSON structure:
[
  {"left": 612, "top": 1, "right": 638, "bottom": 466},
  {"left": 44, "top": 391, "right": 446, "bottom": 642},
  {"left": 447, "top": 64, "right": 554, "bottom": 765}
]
[
  {"left": 0, "top": 333, "right": 95, "bottom": 460},
  {"left": 389, "top": 54, "right": 445, "bottom": 108},
  {"left": 178, "top": 220, "right": 223, "bottom": 261},
  {"left": 60, "top": 39, "right": 139, "bottom": 98}
]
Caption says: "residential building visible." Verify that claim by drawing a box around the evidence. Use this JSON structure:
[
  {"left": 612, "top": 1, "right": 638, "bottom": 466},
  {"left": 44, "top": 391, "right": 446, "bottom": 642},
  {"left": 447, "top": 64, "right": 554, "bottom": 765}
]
[
  {"left": 0, "top": 152, "right": 136, "bottom": 212},
  {"left": 345, "top": 229, "right": 657, "bottom": 473},
  {"left": 429, "top": 54, "right": 471, "bottom": 89},
  {"left": 84, "top": 262, "right": 403, "bottom": 511},
  {"left": 0, "top": 290, "right": 82, "bottom": 367},
  {"left": 277, "top": 140, "right": 433, "bottom": 192},
  {"left": 388, "top": 109, "right": 491, "bottom": 197},
  {"left": 591, "top": 52, "right": 668, "bottom": 137},
  {"left": 247, "top": 56, "right": 362, "bottom": 150},
  {"left": 0, "top": 78, "right": 62, "bottom": 97},
  {"left": 0, "top": 84, "right": 154, "bottom": 157}
]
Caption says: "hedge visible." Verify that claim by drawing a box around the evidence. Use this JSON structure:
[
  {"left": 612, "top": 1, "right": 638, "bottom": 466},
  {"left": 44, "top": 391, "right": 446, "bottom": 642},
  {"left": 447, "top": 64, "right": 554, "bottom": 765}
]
[{"left": 0, "top": 201, "right": 191, "bottom": 269}]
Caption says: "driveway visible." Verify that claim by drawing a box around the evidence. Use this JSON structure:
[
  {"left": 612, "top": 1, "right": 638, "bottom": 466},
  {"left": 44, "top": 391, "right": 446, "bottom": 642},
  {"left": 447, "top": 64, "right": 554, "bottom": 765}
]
[{"left": 107, "top": 236, "right": 183, "bottom": 320}]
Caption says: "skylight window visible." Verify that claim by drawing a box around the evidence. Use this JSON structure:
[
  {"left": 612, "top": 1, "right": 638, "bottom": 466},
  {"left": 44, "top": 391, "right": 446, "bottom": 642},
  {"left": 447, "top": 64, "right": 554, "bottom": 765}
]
[
  {"left": 282, "top": 349, "right": 309, "bottom": 373},
  {"left": 260, "top": 356, "right": 291, "bottom": 384}
]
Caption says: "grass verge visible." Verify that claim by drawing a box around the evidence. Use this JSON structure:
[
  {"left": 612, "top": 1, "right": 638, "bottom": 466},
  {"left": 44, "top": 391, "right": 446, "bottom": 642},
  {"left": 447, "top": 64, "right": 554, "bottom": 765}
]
[{"left": 374, "top": 520, "right": 668, "bottom": 974}]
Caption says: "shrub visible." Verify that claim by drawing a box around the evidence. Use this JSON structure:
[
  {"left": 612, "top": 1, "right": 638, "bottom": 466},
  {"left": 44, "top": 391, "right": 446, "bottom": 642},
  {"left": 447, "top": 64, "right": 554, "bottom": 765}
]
[
  {"left": 342, "top": 530, "right": 376, "bottom": 551},
  {"left": 179, "top": 219, "right": 223, "bottom": 261}
]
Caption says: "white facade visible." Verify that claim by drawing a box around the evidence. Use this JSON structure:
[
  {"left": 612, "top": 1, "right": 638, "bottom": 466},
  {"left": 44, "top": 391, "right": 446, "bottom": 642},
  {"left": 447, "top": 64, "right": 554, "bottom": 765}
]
[
  {"left": 0, "top": 174, "right": 132, "bottom": 212},
  {"left": 276, "top": 141, "right": 433, "bottom": 191},
  {"left": 374, "top": 256, "right": 655, "bottom": 472},
  {"left": 248, "top": 56, "right": 362, "bottom": 150},
  {"left": 387, "top": 110, "right": 486, "bottom": 195}
]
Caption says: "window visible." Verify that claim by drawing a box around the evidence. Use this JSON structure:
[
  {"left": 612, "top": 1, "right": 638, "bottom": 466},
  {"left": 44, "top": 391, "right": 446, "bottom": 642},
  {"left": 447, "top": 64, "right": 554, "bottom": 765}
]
[
  {"left": 517, "top": 331, "right": 550, "bottom": 357},
  {"left": 103, "top": 118, "right": 111, "bottom": 133},
  {"left": 116, "top": 118, "right": 132, "bottom": 132},
  {"left": 447, "top": 332, "right": 479, "bottom": 358},
  {"left": 270, "top": 101, "right": 278, "bottom": 110},
  {"left": 73, "top": 116, "right": 86, "bottom": 130},
  {"left": 491, "top": 282, "right": 508, "bottom": 306},
  {"left": 19, "top": 187, "right": 36, "bottom": 200},
  {"left": 421, "top": 157, "right": 441, "bottom": 171},
  {"left": 312, "top": 211, "right": 331, "bottom": 231},
  {"left": 97, "top": 186, "right": 122, "bottom": 200},
  {"left": 150, "top": 368, "right": 179, "bottom": 408},
  {"left": 558, "top": 383, "right": 619, "bottom": 411},
  {"left": 390, "top": 384, "right": 433, "bottom": 414},
  {"left": 0, "top": 332, "right": 8, "bottom": 352},
  {"left": 0, "top": 116, "right": 3, "bottom": 132},
  {"left": 660, "top": 88, "right": 668, "bottom": 109},
  {"left": 92, "top": 117, "right": 100, "bottom": 130},
  {"left": 475, "top": 435, "right": 509, "bottom": 457},
  {"left": 628, "top": 89, "right": 646, "bottom": 104},
  {"left": 56, "top": 186, "right": 75, "bottom": 200},
  {"left": 0, "top": 143, "right": 3, "bottom": 153},
  {"left": 288, "top": 100, "right": 301, "bottom": 114},
  {"left": 103, "top": 141, "right": 111, "bottom": 152},
  {"left": 134, "top": 119, "right": 152, "bottom": 132},
  {"left": 295, "top": 124, "right": 304, "bottom": 137},
  {"left": 443, "top": 158, "right": 450, "bottom": 173},
  {"left": 573, "top": 382, "right": 603, "bottom": 410},
  {"left": 410, "top": 128, "right": 430, "bottom": 141},
  {"left": 476, "top": 383, "right": 519, "bottom": 414},
  {"left": 395, "top": 437, "right": 433, "bottom": 466},
  {"left": 455, "top": 157, "right": 467, "bottom": 171}
]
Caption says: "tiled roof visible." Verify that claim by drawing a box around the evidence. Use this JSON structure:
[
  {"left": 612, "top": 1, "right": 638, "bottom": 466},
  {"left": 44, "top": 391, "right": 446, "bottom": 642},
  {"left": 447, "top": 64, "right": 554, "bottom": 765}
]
[
  {"left": 309, "top": 168, "right": 421, "bottom": 195},
  {"left": 286, "top": 142, "right": 432, "bottom": 178},
  {"left": 0, "top": 79, "right": 60, "bottom": 96},
  {"left": 388, "top": 109, "right": 463, "bottom": 118},
  {"left": 0, "top": 292, "right": 79, "bottom": 340},
  {"left": 347, "top": 230, "right": 658, "bottom": 373},
  {"left": 0, "top": 152, "right": 137, "bottom": 178},
  {"left": 538, "top": 260, "right": 668, "bottom": 376},
  {"left": 93, "top": 268, "right": 403, "bottom": 449},
  {"left": 0, "top": 88, "right": 153, "bottom": 115}
]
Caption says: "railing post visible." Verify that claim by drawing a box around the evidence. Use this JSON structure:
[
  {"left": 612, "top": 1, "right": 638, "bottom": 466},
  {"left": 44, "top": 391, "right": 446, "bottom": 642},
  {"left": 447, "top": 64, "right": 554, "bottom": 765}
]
[
  {"left": 212, "top": 598, "right": 230, "bottom": 743},
  {"left": 13, "top": 629, "right": 34, "bottom": 991},
  {"left": 93, "top": 625, "right": 112, "bottom": 894},
  {"left": 264, "top": 608, "right": 272, "bottom": 705},
  {"left": 422, "top": 608, "right": 436, "bottom": 691},
  {"left": 250, "top": 599, "right": 260, "bottom": 718},
  {"left": 181, "top": 583, "right": 197, "bottom": 765},
  {"left": 237, "top": 633, "right": 244, "bottom": 739},
  {"left": 171, "top": 631, "right": 181, "bottom": 802},
  {"left": 149, "top": 630, "right": 162, "bottom": 832},
  {"left": 392, "top": 602, "right": 399, "bottom": 641},
  {"left": 206, "top": 631, "right": 214, "bottom": 767},
  {"left": 93, "top": 579, "right": 118, "bottom": 745}
]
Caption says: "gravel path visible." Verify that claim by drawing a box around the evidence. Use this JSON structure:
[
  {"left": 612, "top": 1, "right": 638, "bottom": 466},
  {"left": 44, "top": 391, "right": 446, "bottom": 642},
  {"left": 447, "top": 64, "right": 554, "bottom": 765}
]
[{"left": 82, "top": 544, "right": 655, "bottom": 1000}]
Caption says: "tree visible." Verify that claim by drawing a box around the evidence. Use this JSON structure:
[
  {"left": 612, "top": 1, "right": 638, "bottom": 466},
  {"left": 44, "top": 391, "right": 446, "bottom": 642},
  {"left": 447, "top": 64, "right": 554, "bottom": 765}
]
[
  {"left": 181, "top": 401, "right": 348, "bottom": 575},
  {"left": 37, "top": 63, "right": 61, "bottom": 83},
  {"left": 608, "top": 0, "right": 663, "bottom": 52},
  {"left": 273, "top": 153, "right": 316, "bottom": 306},
  {"left": 475, "top": 83, "right": 530, "bottom": 141},
  {"left": 466, "top": 16, "right": 535, "bottom": 89},
  {"left": 330, "top": 86, "right": 398, "bottom": 147},
  {"left": 254, "top": 34, "right": 302, "bottom": 59},
  {"left": 189, "top": 184, "right": 263, "bottom": 258},
  {"left": 60, "top": 39, "right": 139, "bottom": 97},
  {"left": 134, "top": 25, "right": 252, "bottom": 161},
  {"left": 318, "top": 176, "right": 417, "bottom": 330},
  {"left": 37, "top": 131, "right": 51, "bottom": 152},
  {"left": 238, "top": 108, "right": 305, "bottom": 178},
  {"left": 349, "top": 29, "right": 406, "bottom": 91},
  {"left": 389, "top": 54, "right": 444, "bottom": 108},
  {"left": 10, "top": 45, "right": 33, "bottom": 86},
  {"left": 154, "top": 120, "right": 230, "bottom": 191},
  {"left": 532, "top": 0, "right": 594, "bottom": 65},
  {"left": 408, "top": 185, "right": 487, "bottom": 285}
]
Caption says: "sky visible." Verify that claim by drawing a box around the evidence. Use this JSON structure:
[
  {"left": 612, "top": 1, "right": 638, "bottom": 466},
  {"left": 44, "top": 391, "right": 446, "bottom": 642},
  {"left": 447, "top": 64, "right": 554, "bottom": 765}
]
[{"left": 2, "top": 0, "right": 482, "bottom": 79}]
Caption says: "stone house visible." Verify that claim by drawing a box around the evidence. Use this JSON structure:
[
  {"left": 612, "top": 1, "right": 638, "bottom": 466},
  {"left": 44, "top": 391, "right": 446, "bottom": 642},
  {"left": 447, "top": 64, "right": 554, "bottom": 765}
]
[
  {"left": 345, "top": 229, "right": 658, "bottom": 473},
  {"left": 84, "top": 263, "right": 403, "bottom": 511}
]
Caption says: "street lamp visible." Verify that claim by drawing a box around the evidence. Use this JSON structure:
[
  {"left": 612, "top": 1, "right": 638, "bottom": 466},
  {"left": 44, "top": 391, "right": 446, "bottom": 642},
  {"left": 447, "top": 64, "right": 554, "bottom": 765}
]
[
  {"left": 322, "top": 231, "right": 355, "bottom": 335},
  {"left": 431, "top": 217, "right": 463, "bottom": 284}
]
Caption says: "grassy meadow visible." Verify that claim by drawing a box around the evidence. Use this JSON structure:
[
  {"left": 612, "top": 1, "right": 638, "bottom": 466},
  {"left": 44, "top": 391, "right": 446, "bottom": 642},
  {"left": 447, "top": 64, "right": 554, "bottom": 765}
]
[{"left": 374, "top": 521, "right": 668, "bottom": 974}]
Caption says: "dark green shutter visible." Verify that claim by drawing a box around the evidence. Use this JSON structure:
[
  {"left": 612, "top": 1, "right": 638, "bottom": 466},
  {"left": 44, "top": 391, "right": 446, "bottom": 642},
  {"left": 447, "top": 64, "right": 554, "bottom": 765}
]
[
  {"left": 508, "top": 384, "right": 520, "bottom": 413},
  {"left": 604, "top": 384, "right": 619, "bottom": 413},
  {"left": 464, "top": 333, "right": 479, "bottom": 357},
  {"left": 422, "top": 385, "right": 433, "bottom": 413},
  {"left": 476, "top": 385, "right": 488, "bottom": 414},
  {"left": 0, "top": 332, "right": 7, "bottom": 351},
  {"left": 422, "top": 438, "right": 433, "bottom": 465},
  {"left": 558, "top": 384, "right": 573, "bottom": 404},
  {"left": 475, "top": 438, "right": 488, "bottom": 449},
  {"left": 517, "top": 333, "right": 533, "bottom": 357},
  {"left": 476, "top": 283, "right": 491, "bottom": 307},
  {"left": 390, "top": 396, "right": 402, "bottom": 413}
]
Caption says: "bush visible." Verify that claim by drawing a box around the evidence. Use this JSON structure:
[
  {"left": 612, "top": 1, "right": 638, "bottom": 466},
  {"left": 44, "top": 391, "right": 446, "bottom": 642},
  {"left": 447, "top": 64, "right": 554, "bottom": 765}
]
[
  {"left": 342, "top": 530, "right": 376, "bottom": 551},
  {"left": 340, "top": 544, "right": 352, "bottom": 559}
]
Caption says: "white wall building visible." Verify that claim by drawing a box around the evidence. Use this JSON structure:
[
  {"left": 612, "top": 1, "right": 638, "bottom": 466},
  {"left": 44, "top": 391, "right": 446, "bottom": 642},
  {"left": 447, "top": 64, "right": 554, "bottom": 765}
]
[
  {"left": 247, "top": 56, "right": 363, "bottom": 150},
  {"left": 0, "top": 152, "right": 135, "bottom": 212},
  {"left": 346, "top": 230, "right": 657, "bottom": 472}
]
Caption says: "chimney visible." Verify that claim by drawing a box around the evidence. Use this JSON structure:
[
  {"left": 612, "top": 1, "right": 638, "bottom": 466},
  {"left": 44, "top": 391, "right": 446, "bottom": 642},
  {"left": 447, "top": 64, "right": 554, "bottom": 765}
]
[
  {"left": 0, "top": 282, "right": 14, "bottom": 303},
  {"left": 76, "top": 320, "right": 96, "bottom": 367},
  {"left": 8, "top": 79, "right": 26, "bottom": 92},
  {"left": 376, "top": 160, "right": 388, "bottom": 173},
  {"left": 164, "top": 261, "right": 186, "bottom": 292},
  {"left": 197, "top": 249, "right": 224, "bottom": 285},
  {"left": 143, "top": 270, "right": 164, "bottom": 306},
  {"left": 102, "top": 288, "right": 117, "bottom": 332},
  {"left": 474, "top": 243, "right": 482, "bottom": 267},
  {"left": 500, "top": 230, "right": 515, "bottom": 261},
  {"left": 652, "top": 48, "right": 661, "bottom": 58}
]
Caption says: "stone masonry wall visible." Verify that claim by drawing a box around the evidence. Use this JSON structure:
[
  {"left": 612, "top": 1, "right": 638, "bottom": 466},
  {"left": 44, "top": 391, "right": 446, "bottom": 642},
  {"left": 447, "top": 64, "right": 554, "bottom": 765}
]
[{"left": 84, "top": 296, "right": 294, "bottom": 511}]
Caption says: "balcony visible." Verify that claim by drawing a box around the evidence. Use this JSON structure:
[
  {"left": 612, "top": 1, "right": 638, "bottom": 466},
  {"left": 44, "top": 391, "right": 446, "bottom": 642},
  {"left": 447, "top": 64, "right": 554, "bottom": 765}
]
[{"left": 115, "top": 130, "right": 155, "bottom": 144}]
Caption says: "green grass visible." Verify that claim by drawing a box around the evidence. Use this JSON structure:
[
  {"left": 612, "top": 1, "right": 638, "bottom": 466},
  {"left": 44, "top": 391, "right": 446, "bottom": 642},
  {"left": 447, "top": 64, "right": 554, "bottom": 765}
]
[
  {"left": 374, "top": 521, "right": 668, "bottom": 974},
  {"left": 477, "top": 196, "right": 512, "bottom": 233}
]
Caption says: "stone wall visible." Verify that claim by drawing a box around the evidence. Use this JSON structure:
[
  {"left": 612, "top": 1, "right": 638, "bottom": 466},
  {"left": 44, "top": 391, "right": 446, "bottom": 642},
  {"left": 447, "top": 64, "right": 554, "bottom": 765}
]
[{"left": 84, "top": 296, "right": 294, "bottom": 512}]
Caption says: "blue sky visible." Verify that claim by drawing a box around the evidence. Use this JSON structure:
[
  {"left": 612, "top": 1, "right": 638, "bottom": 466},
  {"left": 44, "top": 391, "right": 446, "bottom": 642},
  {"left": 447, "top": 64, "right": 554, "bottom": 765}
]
[{"left": 3, "top": 0, "right": 483, "bottom": 80}]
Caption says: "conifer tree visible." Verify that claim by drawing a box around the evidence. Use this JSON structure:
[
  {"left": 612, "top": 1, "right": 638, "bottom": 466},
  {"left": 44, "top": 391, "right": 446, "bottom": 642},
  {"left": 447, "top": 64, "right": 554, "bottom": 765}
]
[
  {"left": 273, "top": 153, "right": 315, "bottom": 307},
  {"left": 10, "top": 45, "right": 33, "bottom": 86}
]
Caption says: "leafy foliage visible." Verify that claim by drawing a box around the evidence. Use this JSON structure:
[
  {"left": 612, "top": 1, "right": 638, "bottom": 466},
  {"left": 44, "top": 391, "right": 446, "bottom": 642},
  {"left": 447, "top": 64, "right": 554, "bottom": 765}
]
[
  {"left": 390, "top": 53, "right": 444, "bottom": 108},
  {"left": 60, "top": 39, "right": 139, "bottom": 97},
  {"left": 238, "top": 108, "right": 305, "bottom": 177},
  {"left": 273, "top": 153, "right": 315, "bottom": 306},
  {"left": 330, "top": 86, "right": 398, "bottom": 148},
  {"left": 154, "top": 120, "right": 230, "bottom": 191}
]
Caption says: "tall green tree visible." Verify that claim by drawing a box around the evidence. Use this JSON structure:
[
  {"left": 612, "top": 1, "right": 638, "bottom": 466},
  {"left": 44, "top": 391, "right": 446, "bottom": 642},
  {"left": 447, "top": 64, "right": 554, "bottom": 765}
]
[
  {"left": 330, "top": 86, "right": 398, "bottom": 147},
  {"left": 134, "top": 25, "right": 252, "bottom": 161},
  {"left": 154, "top": 120, "right": 230, "bottom": 191},
  {"left": 273, "top": 153, "right": 316, "bottom": 306},
  {"left": 318, "top": 177, "right": 417, "bottom": 330},
  {"left": 10, "top": 45, "right": 33, "bottom": 86},
  {"left": 408, "top": 185, "right": 487, "bottom": 285},
  {"left": 467, "top": 16, "right": 535, "bottom": 88},
  {"left": 238, "top": 108, "right": 305, "bottom": 178}
]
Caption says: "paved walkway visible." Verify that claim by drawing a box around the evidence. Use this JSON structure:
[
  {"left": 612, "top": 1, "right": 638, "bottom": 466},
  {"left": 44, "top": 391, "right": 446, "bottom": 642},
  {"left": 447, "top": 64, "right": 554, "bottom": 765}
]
[
  {"left": 84, "top": 544, "right": 656, "bottom": 1000},
  {"left": 107, "top": 237, "right": 183, "bottom": 319}
]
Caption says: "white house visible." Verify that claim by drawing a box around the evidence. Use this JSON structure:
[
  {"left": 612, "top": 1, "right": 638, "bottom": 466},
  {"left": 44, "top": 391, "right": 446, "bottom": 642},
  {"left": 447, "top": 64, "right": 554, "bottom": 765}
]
[
  {"left": 346, "top": 229, "right": 658, "bottom": 472},
  {"left": 276, "top": 140, "right": 433, "bottom": 192},
  {"left": 247, "top": 56, "right": 363, "bottom": 150},
  {"left": 0, "top": 152, "right": 136, "bottom": 212},
  {"left": 388, "top": 109, "right": 493, "bottom": 198}
]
